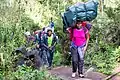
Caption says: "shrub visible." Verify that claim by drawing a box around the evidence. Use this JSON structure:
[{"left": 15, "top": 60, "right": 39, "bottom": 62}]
[{"left": 5, "top": 65, "right": 60, "bottom": 80}]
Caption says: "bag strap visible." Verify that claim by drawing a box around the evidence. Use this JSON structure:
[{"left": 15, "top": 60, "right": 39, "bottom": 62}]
[
  {"left": 83, "top": 27, "right": 89, "bottom": 39},
  {"left": 83, "top": 27, "right": 87, "bottom": 34}
]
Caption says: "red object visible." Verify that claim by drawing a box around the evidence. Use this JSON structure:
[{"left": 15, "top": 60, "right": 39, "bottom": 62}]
[
  {"left": 81, "top": 21, "right": 87, "bottom": 27},
  {"left": 82, "top": 21, "right": 90, "bottom": 38},
  {"left": 34, "top": 30, "right": 41, "bottom": 35},
  {"left": 34, "top": 32, "right": 38, "bottom": 34}
]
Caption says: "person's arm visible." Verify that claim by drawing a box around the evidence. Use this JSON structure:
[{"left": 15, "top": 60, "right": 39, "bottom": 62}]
[
  {"left": 53, "top": 36, "right": 58, "bottom": 47},
  {"left": 38, "top": 32, "right": 42, "bottom": 45},
  {"left": 41, "top": 34, "right": 49, "bottom": 49},
  {"left": 66, "top": 27, "right": 72, "bottom": 33},
  {"left": 33, "top": 35, "right": 37, "bottom": 43},
  {"left": 36, "top": 37, "right": 41, "bottom": 48},
  {"left": 83, "top": 32, "right": 90, "bottom": 53},
  {"left": 49, "top": 34, "right": 58, "bottom": 50},
  {"left": 53, "top": 34, "right": 58, "bottom": 47}
]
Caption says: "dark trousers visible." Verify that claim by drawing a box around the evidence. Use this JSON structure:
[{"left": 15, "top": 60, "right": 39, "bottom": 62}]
[
  {"left": 71, "top": 47, "right": 84, "bottom": 74},
  {"left": 41, "top": 50, "right": 48, "bottom": 65},
  {"left": 46, "top": 49, "right": 54, "bottom": 67}
]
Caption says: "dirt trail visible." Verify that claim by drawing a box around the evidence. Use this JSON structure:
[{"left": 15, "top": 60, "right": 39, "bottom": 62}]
[
  {"left": 48, "top": 66, "right": 107, "bottom": 80},
  {"left": 110, "top": 65, "right": 120, "bottom": 80}
]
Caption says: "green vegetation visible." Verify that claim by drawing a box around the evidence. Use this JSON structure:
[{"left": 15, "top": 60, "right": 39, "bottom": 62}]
[
  {"left": 5, "top": 65, "right": 60, "bottom": 80},
  {"left": 0, "top": 0, "right": 120, "bottom": 80}
]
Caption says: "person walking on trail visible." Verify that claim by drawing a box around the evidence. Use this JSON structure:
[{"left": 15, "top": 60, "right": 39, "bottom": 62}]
[
  {"left": 33, "top": 28, "right": 48, "bottom": 66},
  {"left": 67, "top": 20, "right": 90, "bottom": 78},
  {"left": 41, "top": 27, "right": 58, "bottom": 70},
  {"left": 33, "top": 29, "right": 44, "bottom": 48}
]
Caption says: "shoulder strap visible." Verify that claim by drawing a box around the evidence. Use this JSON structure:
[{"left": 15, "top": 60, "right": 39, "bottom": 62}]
[
  {"left": 83, "top": 27, "right": 88, "bottom": 39},
  {"left": 38, "top": 32, "right": 42, "bottom": 38},
  {"left": 44, "top": 33, "right": 47, "bottom": 38},
  {"left": 83, "top": 27, "right": 88, "bottom": 34},
  {"left": 52, "top": 33, "right": 57, "bottom": 39}
]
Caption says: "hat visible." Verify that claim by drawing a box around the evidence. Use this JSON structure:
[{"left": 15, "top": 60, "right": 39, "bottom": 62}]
[
  {"left": 24, "top": 31, "right": 31, "bottom": 36},
  {"left": 45, "top": 27, "right": 53, "bottom": 33},
  {"left": 47, "top": 27, "right": 52, "bottom": 32}
]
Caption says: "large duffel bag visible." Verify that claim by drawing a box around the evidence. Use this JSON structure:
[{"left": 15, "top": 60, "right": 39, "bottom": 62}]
[{"left": 62, "top": 0, "right": 98, "bottom": 31}]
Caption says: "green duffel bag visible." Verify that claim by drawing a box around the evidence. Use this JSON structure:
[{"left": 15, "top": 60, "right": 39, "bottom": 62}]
[
  {"left": 85, "top": 0, "right": 98, "bottom": 21},
  {"left": 62, "top": 0, "right": 98, "bottom": 32}
]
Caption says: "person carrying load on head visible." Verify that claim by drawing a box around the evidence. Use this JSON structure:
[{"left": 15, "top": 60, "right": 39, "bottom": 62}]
[
  {"left": 41, "top": 27, "right": 58, "bottom": 70},
  {"left": 67, "top": 20, "right": 90, "bottom": 78},
  {"left": 61, "top": 0, "right": 98, "bottom": 78}
]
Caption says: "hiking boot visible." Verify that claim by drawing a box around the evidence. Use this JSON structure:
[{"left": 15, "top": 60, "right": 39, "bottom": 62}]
[
  {"left": 47, "top": 66, "right": 52, "bottom": 70},
  {"left": 79, "top": 74, "right": 84, "bottom": 78},
  {"left": 72, "top": 73, "right": 76, "bottom": 78},
  {"left": 43, "top": 65, "right": 48, "bottom": 68}
]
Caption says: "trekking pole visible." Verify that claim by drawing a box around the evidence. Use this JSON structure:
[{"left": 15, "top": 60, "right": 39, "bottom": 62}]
[{"left": 102, "top": 71, "right": 120, "bottom": 80}]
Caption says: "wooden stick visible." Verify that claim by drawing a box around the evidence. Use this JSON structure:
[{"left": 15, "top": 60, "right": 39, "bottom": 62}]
[{"left": 103, "top": 71, "right": 120, "bottom": 80}]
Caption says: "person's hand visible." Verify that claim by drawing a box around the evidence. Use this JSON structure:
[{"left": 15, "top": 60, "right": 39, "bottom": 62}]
[
  {"left": 49, "top": 47, "right": 52, "bottom": 50},
  {"left": 46, "top": 46, "right": 49, "bottom": 49},
  {"left": 44, "top": 44, "right": 49, "bottom": 49},
  {"left": 36, "top": 45, "right": 40, "bottom": 48},
  {"left": 49, "top": 46, "right": 53, "bottom": 50},
  {"left": 83, "top": 46, "right": 87, "bottom": 54}
]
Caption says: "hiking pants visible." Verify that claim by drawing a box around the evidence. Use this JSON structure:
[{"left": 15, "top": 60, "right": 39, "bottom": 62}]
[
  {"left": 46, "top": 49, "right": 54, "bottom": 67},
  {"left": 41, "top": 50, "right": 48, "bottom": 65},
  {"left": 71, "top": 46, "right": 84, "bottom": 74}
]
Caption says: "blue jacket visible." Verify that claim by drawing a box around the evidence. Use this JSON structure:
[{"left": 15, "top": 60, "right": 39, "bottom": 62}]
[{"left": 34, "top": 31, "right": 43, "bottom": 45}]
